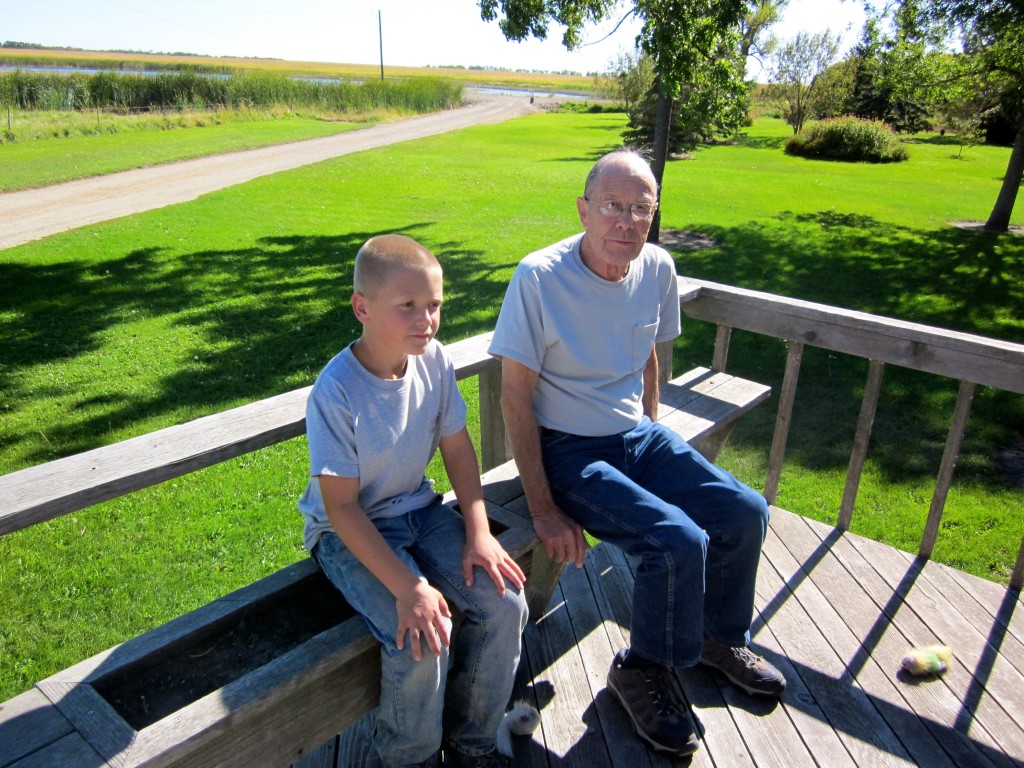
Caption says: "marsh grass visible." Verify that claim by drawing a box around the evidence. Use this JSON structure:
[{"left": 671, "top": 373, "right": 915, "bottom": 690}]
[
  {"left": 0, "top": 113, "right": 1021, "bottom": 701},
  {"left": 0, "top": 46, "right": 600, "bottom": 94}
]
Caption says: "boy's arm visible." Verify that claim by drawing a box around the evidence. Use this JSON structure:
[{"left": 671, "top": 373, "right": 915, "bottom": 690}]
[
  {"left": 318, "top": 474, "right": 451, "bottom": 660},
  {"left": 438, "top": 427, "right": 526, "bottom": 595}
]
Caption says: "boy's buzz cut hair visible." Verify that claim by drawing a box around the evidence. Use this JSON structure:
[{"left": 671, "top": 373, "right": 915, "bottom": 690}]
[{"left": 353, "top": 234, "right": 441, "bottom": 297}]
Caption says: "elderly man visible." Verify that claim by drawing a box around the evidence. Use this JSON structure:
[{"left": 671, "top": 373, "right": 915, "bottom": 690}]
[{"left": 488, "top": 149, "right": 785, "bottom": 758}]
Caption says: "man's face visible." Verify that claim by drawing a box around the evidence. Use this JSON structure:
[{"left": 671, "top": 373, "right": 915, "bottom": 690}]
[{"left": 576, "top": 159, "right": 658, "bottom": 280}]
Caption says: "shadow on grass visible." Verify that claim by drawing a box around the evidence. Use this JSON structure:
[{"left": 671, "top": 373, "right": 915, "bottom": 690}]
[
  {"left": 0, "top": 224, "right": 509, "bottom": 469},
  {"left": 666, "top": 210, "right": 1024, "bottom": 488},
  {"left": 734, "top": 132, "right": 790, "bottom": 150},
  {"left": 3, "top": 208, "right": 1022, "bottom": 489}
]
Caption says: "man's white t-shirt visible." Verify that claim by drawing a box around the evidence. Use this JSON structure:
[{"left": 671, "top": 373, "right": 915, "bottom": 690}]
[{"left": 489, "top": 233, "right": 680, "bottom": 437}]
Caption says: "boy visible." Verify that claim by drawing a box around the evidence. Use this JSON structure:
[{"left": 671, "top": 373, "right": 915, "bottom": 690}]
[{"left": 298, "top": 234, "right": 529, "bottom": 768}]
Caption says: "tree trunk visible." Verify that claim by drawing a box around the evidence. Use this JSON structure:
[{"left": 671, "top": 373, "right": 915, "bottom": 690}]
[
  {"left": 648, "top": 91, "right": 674, "bottom": 244},
  {"left": 984, "top": 115, "right": 1024, "bottom": 232}
]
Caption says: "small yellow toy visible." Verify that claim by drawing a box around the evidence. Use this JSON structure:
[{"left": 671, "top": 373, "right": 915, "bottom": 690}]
[{"left": 901, "top": 645, "right": 954, "bottom": 676}]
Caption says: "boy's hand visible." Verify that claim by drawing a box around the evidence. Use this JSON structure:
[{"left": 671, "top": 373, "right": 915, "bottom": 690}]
[
  {"left": 395, "top": 579, "right": 451, "bottom": 661},
  {"left": 463, "top": 531, "right": 526, "bottom": 595}
]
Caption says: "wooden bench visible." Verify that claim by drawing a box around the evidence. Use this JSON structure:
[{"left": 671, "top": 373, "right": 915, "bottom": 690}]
[{"left": 0, "top": 362, "right": 768, "bottom": 768}]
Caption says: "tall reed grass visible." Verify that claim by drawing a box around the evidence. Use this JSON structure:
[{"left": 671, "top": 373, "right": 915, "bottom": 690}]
[{"left": 0, "top": 70, "right": 462, "bottom": 115}]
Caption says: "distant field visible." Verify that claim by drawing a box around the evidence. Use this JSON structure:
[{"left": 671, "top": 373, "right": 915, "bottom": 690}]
[{"left": 0, "top": 46, "right": 599, "bottom": 94}]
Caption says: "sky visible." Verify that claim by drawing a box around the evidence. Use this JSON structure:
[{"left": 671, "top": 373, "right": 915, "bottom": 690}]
[{"left": 2, "top": 0, "right": 866, "bottom": 79}]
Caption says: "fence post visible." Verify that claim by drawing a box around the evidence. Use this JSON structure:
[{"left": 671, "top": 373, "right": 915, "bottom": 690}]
[{"left": 478, "top": 365, "right": 510, "bottom": 472}]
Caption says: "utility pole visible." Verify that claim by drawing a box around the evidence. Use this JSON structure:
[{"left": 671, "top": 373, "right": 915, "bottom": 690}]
[{"left": 378, "top": 10, "right": 384, "bottom": 80}]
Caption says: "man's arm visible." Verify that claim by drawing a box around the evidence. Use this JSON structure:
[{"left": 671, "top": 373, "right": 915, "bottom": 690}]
[
  {"left": 318, "top": 475, "right": 451, "bottom": 660},
  {"left": 642, "top": 346, "right": 659, "bottom": 422},
  {"left": 438, "top": 427, "right": 526, "bottom": 594},
  {"left": 500, "top": 357, "right": 589, "bottom": 568}
]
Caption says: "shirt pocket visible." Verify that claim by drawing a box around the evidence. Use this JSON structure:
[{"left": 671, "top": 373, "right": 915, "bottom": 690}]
[{"left": 632, "top": 321, "right": 659, "bottom": 370}]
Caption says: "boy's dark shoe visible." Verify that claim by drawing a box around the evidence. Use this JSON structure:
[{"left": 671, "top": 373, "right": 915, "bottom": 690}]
[
  {"left": 699, "top": 638, "right": 787, "bottom": 697},
  {"left": 444, "top": 748, "right": 503, "bottom": 768},
  {"left": 606, "top": 648, "right": 700, "bottom": 757}
]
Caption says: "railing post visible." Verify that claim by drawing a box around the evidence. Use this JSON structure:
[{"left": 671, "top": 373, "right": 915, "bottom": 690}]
[
  {"left": 478, "top": 364, "right": 510, "bottom": 472},
  {"left": 920, "top": 379, "right": 976, "bottom": 559},
  {"left": 1012, "top": 535, "right": 1024, "bottom": 592},
  {"left": 712, "top": 325, "right": 732, "bottom": 372},
  {"left": 764, "top": 341, "right": 803, "bottom": 504},
  {"left": 838, "top": 360, "right": 885, "bottom": 530},
  {"left": 656, "top": 338, "right": 673, "bottom": 383}
]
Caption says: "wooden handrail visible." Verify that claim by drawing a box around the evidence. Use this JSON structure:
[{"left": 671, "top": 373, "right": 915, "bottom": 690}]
[{"left": 683, "top": 278, "right": 1024, "bottom": 394}]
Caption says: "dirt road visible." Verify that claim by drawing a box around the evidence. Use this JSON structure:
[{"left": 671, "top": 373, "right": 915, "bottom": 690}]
[{"left": 0, "top": 93, "right": 535, "bottom": 251}]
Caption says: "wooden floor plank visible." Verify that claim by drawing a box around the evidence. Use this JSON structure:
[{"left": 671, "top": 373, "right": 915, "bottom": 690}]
[
  {"left": 7, "top": 733, "right": 105, "bottom": 768},
  {"left": 886, "top": 544, "right": 1024, "bottom": 679},
  {"left": 760, "top": 520, "right": 930, "bottom": 768},
  {"left": 754, "top": 534, "right": 866, "bottom": 768},
  {"left": 776, "top": 509, "right": 1010, "bottom": 768},
  {"left": 0, "top": 689, "right": 74, "bottom": 768},
  {"left": 334, "top": 711, "right": 377, "bottom": 768},
  {"left": 831, "top": 525, "right": 1024, "bottom": 765},
  {"left": 559, "top": 552, "right": 664, "bottom": 768},
  {"left": 519, "top": 580, "right": 612, "bottom": 766}
]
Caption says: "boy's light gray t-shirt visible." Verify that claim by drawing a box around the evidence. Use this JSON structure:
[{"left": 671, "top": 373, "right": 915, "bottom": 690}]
[
  {"left": 297, "top": 339, "right": 467, "bottom": 552},
  {"left": 489, "top": 233, "right": 680, "bottom": 437}
]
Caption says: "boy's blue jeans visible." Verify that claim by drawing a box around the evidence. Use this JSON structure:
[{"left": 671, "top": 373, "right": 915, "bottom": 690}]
[
  {"left": 312, "top": 499, "right": 528, "bottom": 768},
  {"left": 541, "top": 416, "right": 769, "bottom": 669}
]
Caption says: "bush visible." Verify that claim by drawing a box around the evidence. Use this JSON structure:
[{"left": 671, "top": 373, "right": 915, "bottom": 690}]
[{"left": 785, "top": 116, "right": 909, "bottom": 163}]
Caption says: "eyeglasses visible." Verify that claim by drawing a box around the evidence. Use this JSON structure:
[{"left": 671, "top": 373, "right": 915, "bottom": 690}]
[{"left": 583, "top": 196, "right": 657, "bottom": 221}]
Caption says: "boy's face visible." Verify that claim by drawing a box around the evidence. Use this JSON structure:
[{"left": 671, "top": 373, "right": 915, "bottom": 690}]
[{"left": 352, "top": 264, "right": 443, "bottom": 358}]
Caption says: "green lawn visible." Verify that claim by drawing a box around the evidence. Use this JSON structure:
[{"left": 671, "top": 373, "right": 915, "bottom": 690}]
[
  {"left": 0, "top": 112, "right": 365, "bottom": 191},
  {"left": 0, "top": 113, "right": 1021, "bottom": 701}
]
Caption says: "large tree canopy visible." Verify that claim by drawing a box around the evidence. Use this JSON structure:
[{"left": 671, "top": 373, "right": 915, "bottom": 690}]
[{"left": 887, "top": 0, "right": 1024, "bottom": 231}]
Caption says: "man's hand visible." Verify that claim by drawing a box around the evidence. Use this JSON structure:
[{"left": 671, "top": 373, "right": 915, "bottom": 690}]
[
  {"left": 531, "top": 502, "right": 589, "bottom": 568},
  {"left": 463, "top": 531, "right": 526, "bottom": 595},
  {"left": 395, "top": 579, "right": 451, "bottom": 661}
]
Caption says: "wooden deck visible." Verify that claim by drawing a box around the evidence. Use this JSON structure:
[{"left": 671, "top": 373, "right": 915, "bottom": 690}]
[{"left": 309, "top": 505, "right": 1024, "bottom": 768}]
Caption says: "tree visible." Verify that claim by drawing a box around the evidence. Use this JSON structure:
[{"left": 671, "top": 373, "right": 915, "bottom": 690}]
[
  {"left": 739, "top": 0, "right": 788, "bottom": 79},
  {"left": 888, "top": 0, "right": 1024, "bottom": 231},
  {"left": 479, "top": 0, "right": 749, "bottom": 242},
  {"left": 847, "top": 14, "right": 932, "bottom": 133},
  {"left": 768, "top": 30, "right": 842, "bottom": 133},
  {"left": 595, "top": 48, "right": 655, "bottom": 113},
  {"left": 623, "top": 60, "right": 747, "bottom": 153},
  {"left": 810, "top": 57, "right": 858, "bottom": 119}
]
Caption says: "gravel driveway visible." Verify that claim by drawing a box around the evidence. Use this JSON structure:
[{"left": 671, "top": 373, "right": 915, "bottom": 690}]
[{"left": 0, "top": 93, "right": 535, "bottom": 250}]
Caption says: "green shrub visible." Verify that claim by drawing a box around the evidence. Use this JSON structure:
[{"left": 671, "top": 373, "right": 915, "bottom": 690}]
[{"left": 786, "top": 117, "right": 909, "bottom": 163}]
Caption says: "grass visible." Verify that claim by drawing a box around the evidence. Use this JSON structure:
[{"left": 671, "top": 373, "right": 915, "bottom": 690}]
[
  {"left": 0, "top": 112, "right": 1022, "bottom": 701},
  {"left": 0, "top": 109, "right": 368, "bottom": 191}
]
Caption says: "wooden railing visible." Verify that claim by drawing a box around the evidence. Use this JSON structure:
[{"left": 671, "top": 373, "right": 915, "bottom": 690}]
[
  {"left": 682, "top": 278, "right": 1024, "bottom": 589},
  {"left": 1, "top": 278, "right": 1021, "bottom": 589}
]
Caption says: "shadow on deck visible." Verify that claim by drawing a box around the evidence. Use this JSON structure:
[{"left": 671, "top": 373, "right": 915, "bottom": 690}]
[{"left": 311, "top": 507, "right": 1024, "bottom": 768}]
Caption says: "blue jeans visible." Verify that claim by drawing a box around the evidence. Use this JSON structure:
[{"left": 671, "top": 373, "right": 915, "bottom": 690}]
[
  {"left": 541, "top": 417, "right": 768, "bottom": 669},
  {"left": 312, "top": 498, "right": 528, "bottom": 768}
]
